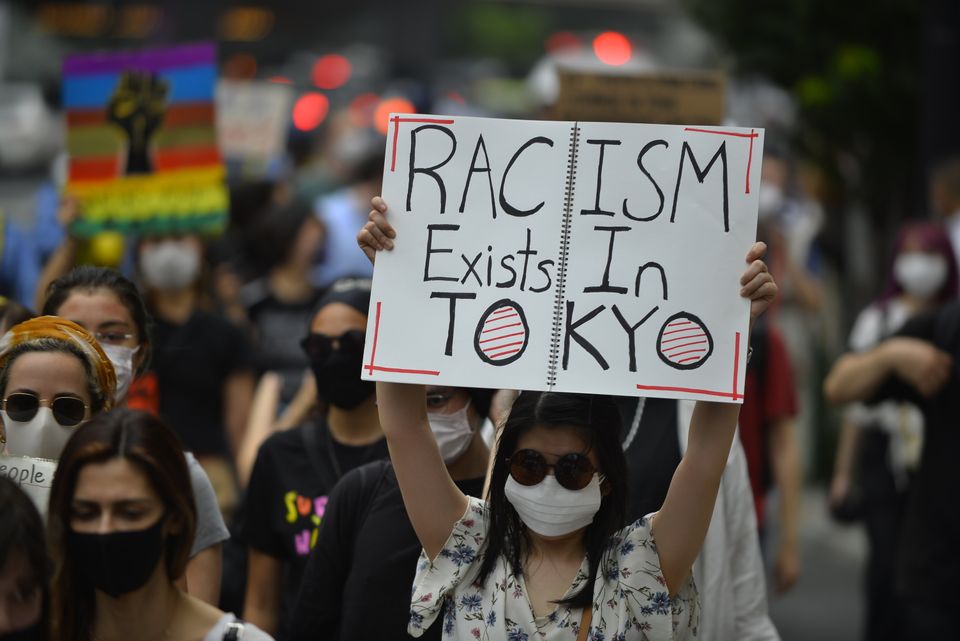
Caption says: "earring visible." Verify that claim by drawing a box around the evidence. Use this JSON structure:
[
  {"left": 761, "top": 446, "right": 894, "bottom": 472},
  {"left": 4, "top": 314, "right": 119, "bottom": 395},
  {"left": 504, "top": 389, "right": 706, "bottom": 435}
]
[{"left": 0, "top": 433, "right": 6, "bottom": 445}]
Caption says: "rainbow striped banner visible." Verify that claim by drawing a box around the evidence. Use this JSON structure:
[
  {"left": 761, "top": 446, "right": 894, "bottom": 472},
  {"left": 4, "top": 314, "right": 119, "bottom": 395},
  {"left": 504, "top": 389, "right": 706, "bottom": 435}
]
[{"left": 64, "top": 43, "right": 227, "bottom": 237}]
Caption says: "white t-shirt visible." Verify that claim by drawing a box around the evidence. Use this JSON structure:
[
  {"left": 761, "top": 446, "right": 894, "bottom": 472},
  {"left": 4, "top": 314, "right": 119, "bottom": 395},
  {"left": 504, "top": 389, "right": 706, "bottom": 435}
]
[{"left": 202, "top": 614, "right": 274, "bottom": 641}]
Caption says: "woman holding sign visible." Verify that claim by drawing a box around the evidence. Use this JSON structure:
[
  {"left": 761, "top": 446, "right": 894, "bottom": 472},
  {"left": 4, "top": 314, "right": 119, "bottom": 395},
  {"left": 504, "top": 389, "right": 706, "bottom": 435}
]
[{"left": 358, "top": 197, "right": 777, "bottom": 641}]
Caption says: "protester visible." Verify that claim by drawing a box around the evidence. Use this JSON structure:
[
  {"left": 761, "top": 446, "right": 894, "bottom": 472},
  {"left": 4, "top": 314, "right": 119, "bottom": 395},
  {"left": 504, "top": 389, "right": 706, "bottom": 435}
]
[
  {"left": 138, "top": 233, "right": 255, "bottom": 520},
  {"left": 45, "top": 408, "right": 273, "bottom": 641},
  {"left": 0, "top": 316, "right": 115, "bottom": 460},
  {"left": 357, "top": 197, "right": 777, "bottom": 640},
  {"left": 289, "top": 385, "right": 494, "bottom": 641},
  {"left": 0, "top": 477, "right": 50, "bottom": 641},
  {"left": 824, "top": 298, "right": 959, "bottom": 639},
  {"left": 619, "top": 397, "right": 782, "bottom": 640},
  {"left": 826, "top": 221, "right": 957, "bottom": 641},
  {"left": 737, "top": 316, "right": 801, "bottom": 594},
  {"left": 237, "top": 198, "right": 324, "bottom": 406},
  {"left": 39, "top": 266, "right": 231, "bottom": 605},
  {"left": 240, "top": 277, "right": 388, "bottom": 639}
]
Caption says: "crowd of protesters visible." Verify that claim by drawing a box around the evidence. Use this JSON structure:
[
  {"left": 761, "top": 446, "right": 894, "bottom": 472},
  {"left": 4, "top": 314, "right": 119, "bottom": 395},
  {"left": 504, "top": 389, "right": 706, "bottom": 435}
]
[{"left": 1, "top": 48, "right": 959, "bottom": 641}]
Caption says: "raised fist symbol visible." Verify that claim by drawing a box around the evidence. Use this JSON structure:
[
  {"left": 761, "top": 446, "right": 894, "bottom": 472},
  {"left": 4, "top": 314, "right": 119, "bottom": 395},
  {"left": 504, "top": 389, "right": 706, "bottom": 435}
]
[{"left": 106, "top": 71, "right": 169, "bottom": 175}]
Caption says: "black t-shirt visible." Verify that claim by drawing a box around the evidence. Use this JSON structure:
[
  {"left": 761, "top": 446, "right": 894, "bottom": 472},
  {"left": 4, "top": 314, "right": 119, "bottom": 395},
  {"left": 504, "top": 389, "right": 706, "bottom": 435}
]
[
  {"left": 872, "top": 305, "right": 960, "bottom": 607},
  {"left": 289, "top": 460, "right": 485, "bottom": 641},
  {"left": 617, "top": 397, "right": 682, "bottom": 523},
  {"left": 241, "top": 279, "right": 322, "bottom": 404},
  {"left": 150, "top": 309, "right": 253, "bottom": 455},
  {"left": 240, "top": 419, "right": 389, "bottom": 641}
]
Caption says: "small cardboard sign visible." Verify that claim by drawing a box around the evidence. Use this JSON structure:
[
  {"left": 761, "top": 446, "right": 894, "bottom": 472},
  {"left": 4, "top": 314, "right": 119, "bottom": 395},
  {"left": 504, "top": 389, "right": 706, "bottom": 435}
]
[
  {"left": 554, "top": 69, "right": 726, "bottom": 125},
  {"left": 0, "top": 455, "right": 56, "bottom": 514}
]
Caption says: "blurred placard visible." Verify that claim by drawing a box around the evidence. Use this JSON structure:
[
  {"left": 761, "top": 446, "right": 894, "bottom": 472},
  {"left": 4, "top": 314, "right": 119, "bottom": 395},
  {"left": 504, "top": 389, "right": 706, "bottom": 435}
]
[
  {"left": 64, "top": 42, "right": 228, "bottom": 237},
  {"left": 216, "top": 80, "right": 292, "bottom": 172},
  {"left": 554, "top": 69, "right": 726, "bottom": 125},
  {"left": 0, "top": 455, "right": 56, "bottom": 515}
]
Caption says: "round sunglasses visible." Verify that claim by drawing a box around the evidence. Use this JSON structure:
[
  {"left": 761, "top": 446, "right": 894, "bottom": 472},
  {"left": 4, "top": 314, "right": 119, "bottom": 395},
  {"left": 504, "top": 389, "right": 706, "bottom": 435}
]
[
  {"left": 1, "top": 392, "right": 88, "bottom": 428},
  {"left": 507, "top": 448, "right": 598, "bottom": 491}
]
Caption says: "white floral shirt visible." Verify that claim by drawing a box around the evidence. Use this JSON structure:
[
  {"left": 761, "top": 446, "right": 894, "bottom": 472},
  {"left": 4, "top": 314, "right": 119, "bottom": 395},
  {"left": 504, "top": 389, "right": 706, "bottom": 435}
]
[{"left": 410, "top": 497, "right": 699, "bottom": 641}]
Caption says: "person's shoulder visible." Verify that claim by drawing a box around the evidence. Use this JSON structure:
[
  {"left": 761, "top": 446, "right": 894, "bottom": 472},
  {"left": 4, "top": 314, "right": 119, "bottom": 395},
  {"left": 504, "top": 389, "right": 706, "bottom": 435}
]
[
  {"left": 261, "top": 421, "right": 313, "bottom": 452},
  {"left": 334, "top": 459, "right": 393, "bottom": 496}
]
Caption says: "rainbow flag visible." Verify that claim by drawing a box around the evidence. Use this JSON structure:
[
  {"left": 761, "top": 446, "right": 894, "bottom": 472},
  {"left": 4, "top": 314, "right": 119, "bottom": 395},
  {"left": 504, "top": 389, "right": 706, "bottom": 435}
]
[{"left": 64, "top": 43, "right": 227, "bottom": 237}]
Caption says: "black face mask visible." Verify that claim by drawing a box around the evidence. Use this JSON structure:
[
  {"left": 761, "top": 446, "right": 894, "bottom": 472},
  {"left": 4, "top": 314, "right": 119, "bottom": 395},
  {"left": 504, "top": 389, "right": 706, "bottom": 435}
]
[
  {"left": 67, "top": 517, "right": 166, "bottom": 598},
  {"left": 303, "top": 330, "right": 374, "bottom": 410},
  {"left": 0, "top": 620, "right": 43, "bottom": 641}
]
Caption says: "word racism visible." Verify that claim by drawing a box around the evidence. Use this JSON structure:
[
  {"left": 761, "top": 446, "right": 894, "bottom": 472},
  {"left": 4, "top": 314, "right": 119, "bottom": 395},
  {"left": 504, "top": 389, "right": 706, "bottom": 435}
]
[{"left": 409, "top": 124, "right": 733, "bottom": 373}]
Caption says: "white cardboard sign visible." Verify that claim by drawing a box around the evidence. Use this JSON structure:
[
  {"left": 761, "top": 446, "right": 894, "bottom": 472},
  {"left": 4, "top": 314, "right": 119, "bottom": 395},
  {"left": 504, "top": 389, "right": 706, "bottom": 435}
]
[
  {"left": 363, "top": 114, "right": 763, "bottom": 403},
  {"left": 0, "top": 455, "right": 56, "bottom": 514}
]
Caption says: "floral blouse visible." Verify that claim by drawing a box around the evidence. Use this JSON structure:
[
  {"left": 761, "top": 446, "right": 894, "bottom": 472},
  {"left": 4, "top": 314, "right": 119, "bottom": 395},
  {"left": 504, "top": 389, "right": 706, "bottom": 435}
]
[{"left": 410, "top": 497, "right": 699, "bottom": 641}]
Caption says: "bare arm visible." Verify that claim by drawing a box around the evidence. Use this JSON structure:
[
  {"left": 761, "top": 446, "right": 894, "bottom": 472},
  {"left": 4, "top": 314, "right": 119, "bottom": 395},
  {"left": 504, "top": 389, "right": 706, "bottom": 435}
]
[
  {"left": 243, "top": 549, "right": 283, "bottom": 635},
  {"left": 823, "top": 338, "right": 951, "bottom": 404},
  {"left": 359, "top": 198, "right": 468, "bottom": 560},
  {"left": 224, "top": 370, "right": 255, "bottom": 461},
  {"left": 653, "top": 242, "right": 777, "bottom": 596},
  {"left": 768, "top": 416, "right": 800, "bottom": 593},
  {"left": 184, "top": 544, "right": 223, "bottom": 605},
  {"left": 236, "top": 372, "right": 282, "bottom": 488}
]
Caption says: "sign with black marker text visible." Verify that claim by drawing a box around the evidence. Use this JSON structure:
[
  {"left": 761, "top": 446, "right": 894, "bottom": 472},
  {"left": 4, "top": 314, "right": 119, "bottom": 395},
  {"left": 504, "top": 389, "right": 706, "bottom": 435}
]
[
  {"left": 363, "top": 114, "right": 763, "bottom": 403},
  {"left": 0, "top": 455, "right": 56, "bottom": 514}
]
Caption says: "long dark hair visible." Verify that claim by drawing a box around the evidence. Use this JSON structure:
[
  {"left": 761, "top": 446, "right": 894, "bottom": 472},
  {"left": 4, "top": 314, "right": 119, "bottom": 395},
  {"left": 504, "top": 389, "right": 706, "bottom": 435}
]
[
  {"left": 478, "top": 392, "right": 628, "bottom": 608},
  {"left": 47, "top": 409, "right": 196, "bottom": 641},
  {"left": 0, "top": 477, "right": 50, "bottom": 641},
  {"left": 42, "top": 266, "right": 153, "bottom": 373}
]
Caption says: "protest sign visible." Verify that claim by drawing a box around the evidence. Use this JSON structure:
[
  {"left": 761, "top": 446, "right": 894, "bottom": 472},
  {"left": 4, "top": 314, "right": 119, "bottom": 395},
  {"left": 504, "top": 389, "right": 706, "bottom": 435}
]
[
  {"left": 0, "top": 455, "right": 56, "bottom": 514},
  {"left": 363, "top": 114, "right": 763, "bottom": 403},
  {"left": 553, "top": 69, "right": 726, "bottom": 125},
  {"left": 216, "top": 80, "right": 292, "bottom": 174},
  {"left": 64, "top": 42, "right": 228, "bottom": 237}
]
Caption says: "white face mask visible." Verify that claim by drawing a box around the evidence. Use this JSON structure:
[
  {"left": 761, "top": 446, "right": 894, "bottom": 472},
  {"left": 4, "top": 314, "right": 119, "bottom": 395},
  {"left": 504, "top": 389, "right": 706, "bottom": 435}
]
[
  {"left": 1, "top": 407, "right": 76, "bottom": 460},
  {"left": 140, "top": 241, "right": 200, "bottom": 291},
  {"left": 757, "top": 183, "right": 785, "bottom": 220},
  {"left": 428, "top": 400, "right": 475, "bottom": 464},
  {"left": 101, "top": 344, "right": 139, "bottom": 403},
  {"left": 504, "top": 472, "right": 603, "bottom": 537},
  {"left": 894, "top": 252, "right": 948, "bottom": 299}
]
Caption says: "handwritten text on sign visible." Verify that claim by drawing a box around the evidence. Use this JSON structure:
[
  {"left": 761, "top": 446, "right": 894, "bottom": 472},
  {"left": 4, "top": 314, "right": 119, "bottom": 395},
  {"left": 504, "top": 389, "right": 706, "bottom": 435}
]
[
  {"left": 363, "top": 115, "right": 762, "bottom": 402},
  {"left": 0, "top": 455, "right": 56, "bottom": 514}
]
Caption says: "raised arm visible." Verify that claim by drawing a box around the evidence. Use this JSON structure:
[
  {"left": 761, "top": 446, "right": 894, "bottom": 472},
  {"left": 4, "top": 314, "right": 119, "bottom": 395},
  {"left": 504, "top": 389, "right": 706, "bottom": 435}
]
[
  {"left": 652, "top": 242, "right": 777, "bottom": 596},
  {"left": 358, "top": 198, "right": 469, "bottom": 560}
]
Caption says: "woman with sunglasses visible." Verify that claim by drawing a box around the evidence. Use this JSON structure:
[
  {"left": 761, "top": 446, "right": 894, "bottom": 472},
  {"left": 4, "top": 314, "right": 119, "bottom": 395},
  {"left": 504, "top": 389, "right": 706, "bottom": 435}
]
[
  {"left": 0, "top": 316, "right": 115, "bottom": 460},
  {"left": 240, "top": 278, "right": 388, "bottom": 639},
  {"left": 358, "top": 198, "right": 778, "bottom": 641},
  {"left": 39, "top": 265, "right": 231, "bottom": 606},
  {"left": 47, "top": 408, "right": 273, "bottom": 641}
]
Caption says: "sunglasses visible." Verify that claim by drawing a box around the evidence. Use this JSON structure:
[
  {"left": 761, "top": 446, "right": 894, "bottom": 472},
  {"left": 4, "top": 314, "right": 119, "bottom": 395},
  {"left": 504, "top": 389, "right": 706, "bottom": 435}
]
[
  {"left": 1, "top": 392, "right": 88, "bottom": 428},
  {"left": 507, "top": 448, "right": 598, "bottom": 491},
  {"left": 301, "top": 329, "right": 366, "bottom": 361}
]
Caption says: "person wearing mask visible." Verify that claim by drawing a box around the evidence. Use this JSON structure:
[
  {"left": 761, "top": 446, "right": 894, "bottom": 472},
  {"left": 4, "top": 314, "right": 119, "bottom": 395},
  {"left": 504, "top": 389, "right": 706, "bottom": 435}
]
[
  {"left": 138, "top": 233, "right": 255, "bottom": 521},
  {"left": 289, "top": 385, "right": 493, "bottom": 640},
  {"left": 357, "top": 198, "right": 777, "bottom": 640},
  {"left": 46, "top": 408, "right": 273, "bottom": 641},
  {"left": 240, "top": 278, "right": 387, "bottom": 639},
  {"left": 827, "top": 222, "right": 957, "bottom": 641},
  {"left": 0, "top": 477, "right": 50, "bottom": 641},
  {"left": 39, "top": 265, "right": 230, "bottom": 605},
  {"left": 0, "top": 316, "right": 115, "bottom": 462}
]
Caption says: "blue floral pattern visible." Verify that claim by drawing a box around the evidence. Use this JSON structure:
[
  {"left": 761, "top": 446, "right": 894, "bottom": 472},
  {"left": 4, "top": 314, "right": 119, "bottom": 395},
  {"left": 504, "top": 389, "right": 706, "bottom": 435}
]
[{"left": 408, "top": 497, "right": 699, "bottom": 640}]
